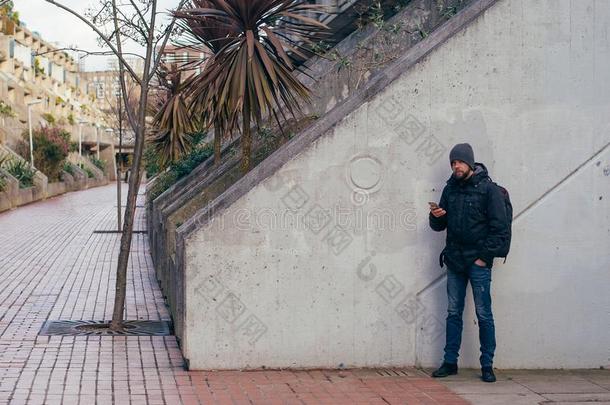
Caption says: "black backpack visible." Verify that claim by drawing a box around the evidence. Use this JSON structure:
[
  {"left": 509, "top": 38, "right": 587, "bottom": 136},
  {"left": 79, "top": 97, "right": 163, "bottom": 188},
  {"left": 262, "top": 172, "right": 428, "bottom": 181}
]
[{"left": 492, "top": 182, "right": 513, "bottom": 260}]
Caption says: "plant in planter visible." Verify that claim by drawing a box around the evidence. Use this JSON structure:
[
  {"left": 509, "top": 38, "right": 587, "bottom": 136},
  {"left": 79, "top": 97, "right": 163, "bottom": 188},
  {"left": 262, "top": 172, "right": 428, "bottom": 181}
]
[
  {"left": 15, "top": 126, "right": 71, "bottom": 181},
  {"left": 78, "top": 163, "right": 95, "bottom": 179},
  {"left": 0, "top": 154, "right": 7, "bottom": 192},
  {"left": 42, "top": 113, "right": 56, "bottom": 125},
  {"left": 89, "top": 157, "right": 106, "bottom": 173},
  {"left": 143, "top": 143, "right": 161, "bottom": 178},
  {"left": 148, "top": 142, "right": 214, "bottom": 200},
  {"left": 63, "top": 161, "right": 75, "bottom": 176},
  {"left": 3, "top": 159, "right": 36, "bottom": 188},
  {"left": 33, "top": 57, "right": 46, "bottom": 77},
  {"left": 0, "top": 100, "right": 16, "bottom": 119},
  {"left": 0, "top": 1, "right": 20, "bottom": 25}
]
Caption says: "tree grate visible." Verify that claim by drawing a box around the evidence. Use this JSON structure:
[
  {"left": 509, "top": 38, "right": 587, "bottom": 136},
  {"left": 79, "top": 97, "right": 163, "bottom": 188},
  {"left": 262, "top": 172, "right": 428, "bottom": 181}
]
[
  {"left": 93, "top": 230, "right": 147, "bottom": 234},
  {"left": 39, "top": 320, "right": 172, "bottom": 336}
]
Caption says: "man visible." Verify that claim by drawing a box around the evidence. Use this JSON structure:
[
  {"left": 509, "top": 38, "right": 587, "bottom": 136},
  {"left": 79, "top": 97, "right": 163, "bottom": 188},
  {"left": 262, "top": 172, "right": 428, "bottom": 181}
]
[{"left": 429, "top": 143, "right": 510, "bottom": 383}]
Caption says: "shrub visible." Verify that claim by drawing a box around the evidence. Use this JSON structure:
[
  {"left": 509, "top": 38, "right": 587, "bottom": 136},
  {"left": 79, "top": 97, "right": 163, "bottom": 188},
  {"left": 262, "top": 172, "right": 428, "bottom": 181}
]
[
  {"left": 0, "top": 100, "right": 16, "bottom": 118},
  {"left": 63, "top": 161, "right": 75, "bottom": 176},
  {"left": 16, "top": 126, "right": 71, "bottom": 181},
  {"left": 148, "top": 143, "right": 214, "bottom": 200},
  {"left": 0, "top": 154, "right": 11, "bottom": 191},
  {"left": 33, "top": 57, "right": 45, "bottom": 76},
  {"left": 42, "top": 113, "right": 56, "bottom": 124},
  {"left": 89, "top": 157, "right": 106, "bottom": 173},
  {"left": 3, "top": 159, "right": 36, "bottom": 188},
  {"left": 143, "top": 144, "right": 161, "bottom": 178},
  {"left": 78, "top": 163, "right": 95, "bottom": 178}
]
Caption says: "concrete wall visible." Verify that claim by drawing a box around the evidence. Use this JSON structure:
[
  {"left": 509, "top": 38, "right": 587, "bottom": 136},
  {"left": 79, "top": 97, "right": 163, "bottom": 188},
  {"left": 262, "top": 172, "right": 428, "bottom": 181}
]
[
  {"left": 47, "top": 181, "right": 67, "bottom": 198},
  {"left": 147, "top": 0, "right": 474, "bottom": 337},
  {"left": 179, "top": 0, "right": 610, "bottom": 370},
  {"left": 0, "top": 169, "right": 18, "bottom": 213},
  {"left": 0, "top": 149, "right": 108, "bottom": 212}
]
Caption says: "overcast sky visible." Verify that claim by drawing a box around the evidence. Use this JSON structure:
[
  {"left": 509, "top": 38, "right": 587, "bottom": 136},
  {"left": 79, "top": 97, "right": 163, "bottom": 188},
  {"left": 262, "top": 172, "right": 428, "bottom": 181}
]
[{"left": 15, "top": 0, "right": 177, "bottom": 71}]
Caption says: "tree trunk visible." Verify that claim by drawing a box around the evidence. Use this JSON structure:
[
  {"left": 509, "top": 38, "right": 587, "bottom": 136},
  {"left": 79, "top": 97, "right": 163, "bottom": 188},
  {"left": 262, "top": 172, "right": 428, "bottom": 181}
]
[
  {"left": 110, "top": 83, "right": 150, "bottom": 330},
  {"left": 115, "top": 90, "right": 123, "bottom": 231},
  {"left": 109, "top": 0, "right": 157, "bottom": 332}
]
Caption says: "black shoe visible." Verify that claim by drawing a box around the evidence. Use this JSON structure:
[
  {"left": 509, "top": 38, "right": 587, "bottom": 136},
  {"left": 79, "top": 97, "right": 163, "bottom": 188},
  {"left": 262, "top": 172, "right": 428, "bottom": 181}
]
[
  {"left": 481, "top": 366, "right": 496, "bottom": 382},
  {"left": 431, "top": 362, "right": 458, "bottom": 378}
]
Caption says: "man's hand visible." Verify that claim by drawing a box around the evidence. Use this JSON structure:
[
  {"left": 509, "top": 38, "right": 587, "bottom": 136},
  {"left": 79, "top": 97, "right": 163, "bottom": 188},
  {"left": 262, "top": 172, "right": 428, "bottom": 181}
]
[
  {"left": 474, "top": 258, "right": 487, "bottom": 267},
  {"left": 430, "top": 206, "right": 447, "bottom": 218}
]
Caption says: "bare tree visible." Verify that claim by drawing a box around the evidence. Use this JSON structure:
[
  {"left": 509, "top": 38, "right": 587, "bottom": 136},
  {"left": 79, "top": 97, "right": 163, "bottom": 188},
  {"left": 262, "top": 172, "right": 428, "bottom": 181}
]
[{"left": 44, "top": 0, "right": 187, "bottom": 331}]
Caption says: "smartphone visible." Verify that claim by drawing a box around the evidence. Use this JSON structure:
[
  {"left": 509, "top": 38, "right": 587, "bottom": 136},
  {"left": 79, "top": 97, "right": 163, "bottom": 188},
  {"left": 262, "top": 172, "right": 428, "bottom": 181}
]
[{"left": 428, "top": 201, "right": 439, "bottom": 209}]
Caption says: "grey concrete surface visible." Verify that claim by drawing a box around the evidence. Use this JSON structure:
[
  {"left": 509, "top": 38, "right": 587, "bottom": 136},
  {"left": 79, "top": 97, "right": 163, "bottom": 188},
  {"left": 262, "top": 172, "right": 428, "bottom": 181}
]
[{"left": 430, "top": 369, "right": 610, "bottom": 405}]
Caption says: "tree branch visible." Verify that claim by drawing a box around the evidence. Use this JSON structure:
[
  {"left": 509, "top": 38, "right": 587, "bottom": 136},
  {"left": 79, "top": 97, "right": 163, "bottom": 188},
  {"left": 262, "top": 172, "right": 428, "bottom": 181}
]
[
  {"left": 43, "top": 0, "right": 142, "bottom": 85},
  {"left": 33, "top": 47, "right": 144, "bottom": 60},
  {"left": 110, "top": 0, "right": 139, "bottom": 134},
  {"left": 127, "top": 0, "right": 150, "bottom": 33},
  {"left": 150, "top": 0, "right": 189, "bottom": 79}
]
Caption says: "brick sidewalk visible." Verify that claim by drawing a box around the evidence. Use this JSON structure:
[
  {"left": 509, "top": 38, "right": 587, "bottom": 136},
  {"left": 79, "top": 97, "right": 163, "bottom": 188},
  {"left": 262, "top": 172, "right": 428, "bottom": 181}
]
[{"left": 0, "top": 184, "right": 468, "bottom": 405}]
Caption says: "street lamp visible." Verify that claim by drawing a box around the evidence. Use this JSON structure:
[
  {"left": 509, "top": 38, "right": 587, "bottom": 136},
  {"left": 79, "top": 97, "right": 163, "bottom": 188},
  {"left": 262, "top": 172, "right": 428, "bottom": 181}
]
[
  {"left": 26, "top": 99, "right": 43, "bottom": 168},
  {"left": 78, "top": 120, "right": 87, "bottom": 158},
  {"left": 106, "top": 127, "right": 121, "bottom": 230},
  {"left": 95, "top": 124, "right": 101, "bottom": 159}
]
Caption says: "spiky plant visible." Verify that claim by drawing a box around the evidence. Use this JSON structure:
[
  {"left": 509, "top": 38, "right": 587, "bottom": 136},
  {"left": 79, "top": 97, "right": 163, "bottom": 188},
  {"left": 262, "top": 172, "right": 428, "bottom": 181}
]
[
  {"left": 175, "top": 0, "right": 328, "bottom": 173},
  {"left": 148, "top": 65, "right": 199, "bottom": 169}
]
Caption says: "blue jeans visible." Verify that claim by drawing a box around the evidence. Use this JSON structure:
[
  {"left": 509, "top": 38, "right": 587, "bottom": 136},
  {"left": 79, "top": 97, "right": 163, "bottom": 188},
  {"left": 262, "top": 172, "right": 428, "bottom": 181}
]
[{"left": 443, "top": 263, "right": 496, "bottom": 367}]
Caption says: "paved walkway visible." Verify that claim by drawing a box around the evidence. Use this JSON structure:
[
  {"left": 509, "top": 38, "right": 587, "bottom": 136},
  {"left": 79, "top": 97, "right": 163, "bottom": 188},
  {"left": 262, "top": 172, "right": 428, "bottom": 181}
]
[
  {"left": 0, "top": 184, "right": 607, "bottom": 405},
  {"left": 0, "top": 184, "right": 467, "bottom": 404}
]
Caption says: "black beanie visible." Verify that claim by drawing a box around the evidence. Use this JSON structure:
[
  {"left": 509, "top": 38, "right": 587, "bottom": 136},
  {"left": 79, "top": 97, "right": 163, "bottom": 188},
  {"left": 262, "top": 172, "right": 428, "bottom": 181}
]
[{"left": 449, "top": 143, "right": 475, "bottom": 169}]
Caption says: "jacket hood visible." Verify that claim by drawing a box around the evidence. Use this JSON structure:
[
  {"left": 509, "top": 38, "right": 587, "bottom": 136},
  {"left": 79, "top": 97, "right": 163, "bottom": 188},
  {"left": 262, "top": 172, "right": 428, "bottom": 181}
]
[{"left": 447, "top": 162, "right": 489, "bottom": 185}]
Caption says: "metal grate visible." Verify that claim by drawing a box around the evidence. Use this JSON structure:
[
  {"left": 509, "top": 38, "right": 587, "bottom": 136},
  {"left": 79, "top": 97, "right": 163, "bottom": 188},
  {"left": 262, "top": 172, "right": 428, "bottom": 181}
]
[
  {"left": 374, "top": 369, "right": 415, "bottom": 377},
  {"left": 39, "top": 320, "right": 172, "bottom": 336},
  {"left": 93, "top": 230, "right": 147, "bottom": 234}
]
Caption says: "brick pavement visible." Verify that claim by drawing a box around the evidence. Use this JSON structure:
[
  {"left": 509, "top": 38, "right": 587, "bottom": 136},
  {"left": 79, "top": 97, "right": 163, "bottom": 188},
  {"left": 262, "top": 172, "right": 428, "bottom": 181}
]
[{"left": 0, "top": 184, "right": 469, "bottom": 404}]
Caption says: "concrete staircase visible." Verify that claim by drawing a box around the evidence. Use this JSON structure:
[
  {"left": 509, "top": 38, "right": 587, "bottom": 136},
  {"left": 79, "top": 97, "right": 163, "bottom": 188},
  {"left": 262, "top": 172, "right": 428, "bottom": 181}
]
[
  {"left": 147, "top": 0, "right": 481, "bottom": 337},
  {"left": 148, "top": 0, "right": 610, "bottom": 371}
]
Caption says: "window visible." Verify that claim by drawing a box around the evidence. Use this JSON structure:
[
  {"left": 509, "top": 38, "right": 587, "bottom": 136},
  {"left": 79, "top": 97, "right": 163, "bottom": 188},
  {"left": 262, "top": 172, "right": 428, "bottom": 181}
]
[
  {"left": 50, "top": 63, "right": 64, "bottom": 83},
  {"left": 13, "top": 42, "right": 32, "bottom": 69},
  {"left": 96, "top": 82, "right": 105, "bottom": 99}
]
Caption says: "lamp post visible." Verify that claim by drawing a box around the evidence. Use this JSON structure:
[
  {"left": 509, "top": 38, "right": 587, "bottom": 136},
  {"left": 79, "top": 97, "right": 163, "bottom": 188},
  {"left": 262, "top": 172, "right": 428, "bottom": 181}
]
[
  {"left": 78, "top": 120, "right": 87, "bottom": 158},
  {"left": 95, "top": 124, "right": 100, "bottom": 159},
  {"left": 106, "top": 127, "right": 121, "bottom": 230},
  {"left": 26, "top": 99, "right": 43, "bottom": 168}
]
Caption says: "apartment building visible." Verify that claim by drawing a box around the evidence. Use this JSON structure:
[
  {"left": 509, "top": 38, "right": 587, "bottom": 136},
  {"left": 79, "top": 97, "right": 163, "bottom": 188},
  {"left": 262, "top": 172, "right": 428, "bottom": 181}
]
[
  {"left": 159, "top": 45, "right": 210, "bottom": 80},
  {"left": 0, "top": 14, "right": 115, "bottom": 165}
]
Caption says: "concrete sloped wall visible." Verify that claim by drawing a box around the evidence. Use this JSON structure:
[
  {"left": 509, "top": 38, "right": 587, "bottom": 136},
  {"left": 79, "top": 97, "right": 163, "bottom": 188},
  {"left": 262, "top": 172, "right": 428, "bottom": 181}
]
[
  {"left": 147, "top": 0, "right": 473, "bottom": 312},
  {"left": 178, "top": 0, "right": 610, "bottom": 370}
]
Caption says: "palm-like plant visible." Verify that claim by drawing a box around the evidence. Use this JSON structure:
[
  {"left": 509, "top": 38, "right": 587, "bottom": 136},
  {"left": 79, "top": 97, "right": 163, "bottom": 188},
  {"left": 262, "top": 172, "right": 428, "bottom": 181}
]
[
  {"left": 176, "top": 0, "right": 238, "bottom": 165},
  {"left": 175, "top": 0, "right": 328, "bottom": 173},
  {"left": 148, "top": 65, "right": 199, "bottom": 169}
]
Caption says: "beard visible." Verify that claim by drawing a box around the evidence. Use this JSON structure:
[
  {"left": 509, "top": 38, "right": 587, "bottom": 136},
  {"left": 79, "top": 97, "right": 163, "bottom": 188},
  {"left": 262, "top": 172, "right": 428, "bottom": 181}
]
[{"left": 452, "top": 166, "right": 472, "bottom": 181}]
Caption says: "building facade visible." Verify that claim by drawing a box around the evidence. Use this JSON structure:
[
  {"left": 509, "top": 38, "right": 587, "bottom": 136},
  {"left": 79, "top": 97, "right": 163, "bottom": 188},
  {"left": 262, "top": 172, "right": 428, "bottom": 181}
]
[{"left": 0, "top": 14, "right": 116, "bottom": 166}]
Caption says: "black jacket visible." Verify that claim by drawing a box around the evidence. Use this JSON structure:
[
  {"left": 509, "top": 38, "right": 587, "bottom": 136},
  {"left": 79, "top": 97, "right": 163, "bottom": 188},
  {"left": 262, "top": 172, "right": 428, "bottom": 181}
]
[{"left": 429, "top": 163, "right": 509, "bottom": 272}]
